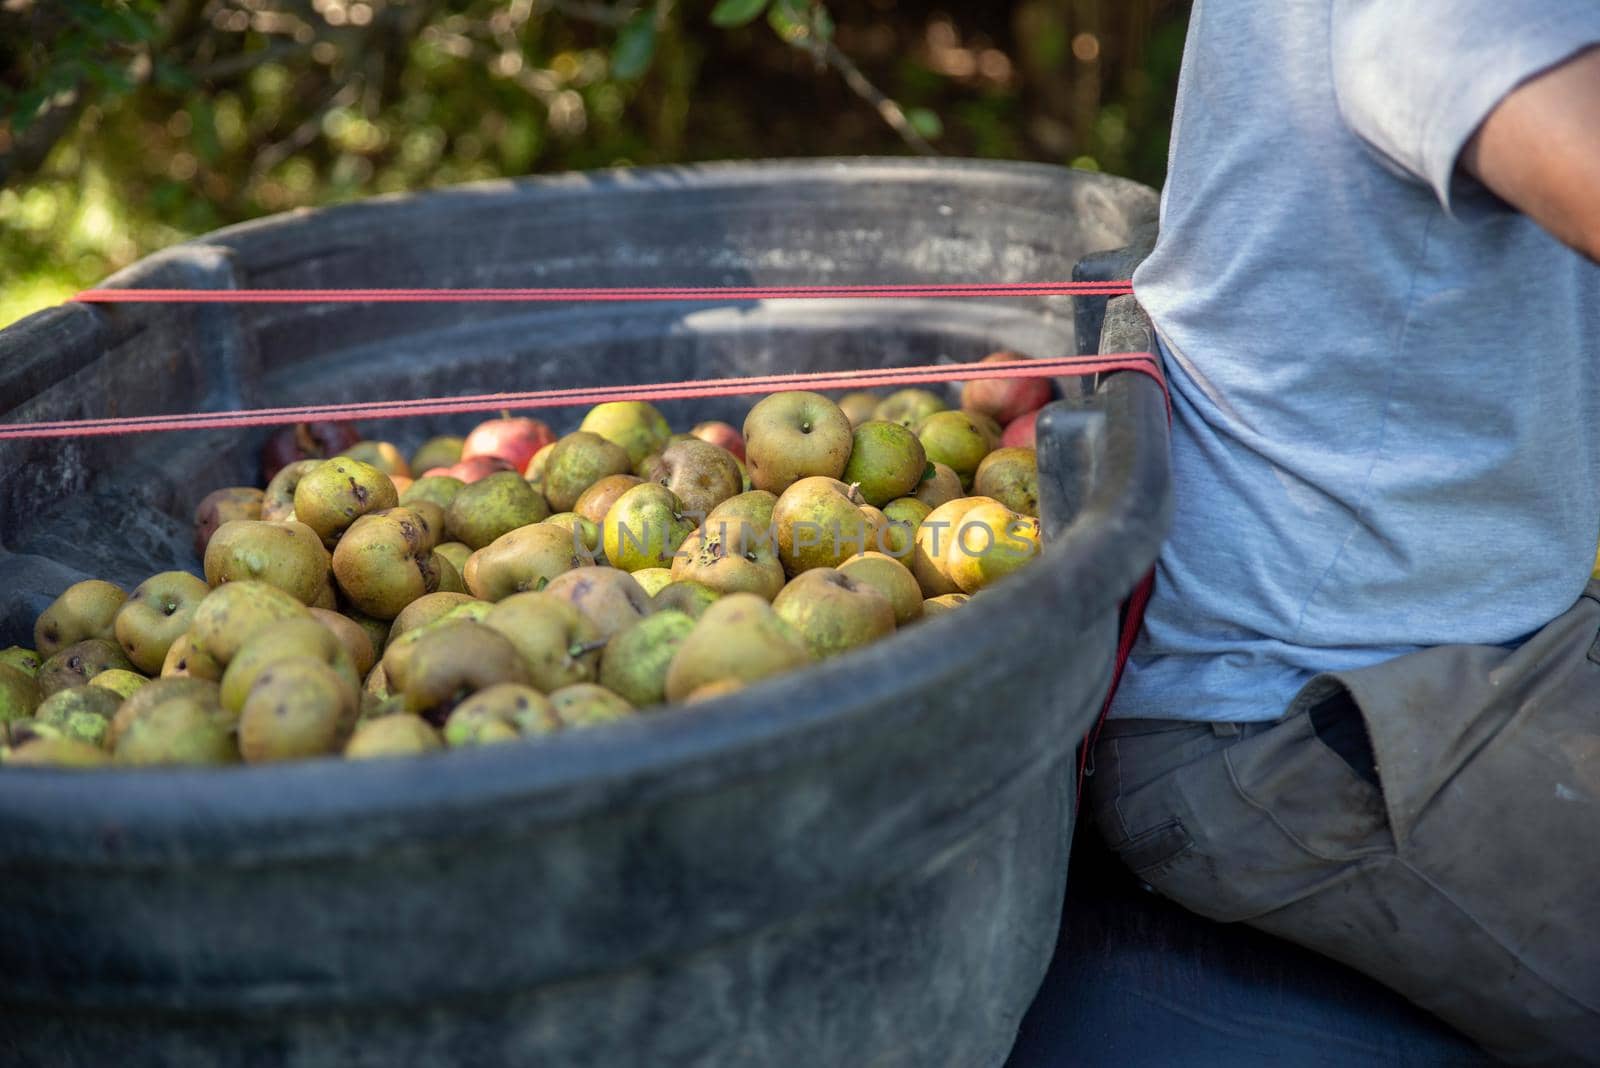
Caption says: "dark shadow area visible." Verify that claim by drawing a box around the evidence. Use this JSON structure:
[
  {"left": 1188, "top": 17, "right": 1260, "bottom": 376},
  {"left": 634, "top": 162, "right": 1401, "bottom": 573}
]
[{"left": 1006, "top": 823, "right": 1497, "bottom": 1067}]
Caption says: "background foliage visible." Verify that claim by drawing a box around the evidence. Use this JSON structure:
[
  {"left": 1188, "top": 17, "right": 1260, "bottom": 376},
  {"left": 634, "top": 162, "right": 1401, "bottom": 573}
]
[{"left": 0, "top": 0, "right": 1189, "bottom": 327}]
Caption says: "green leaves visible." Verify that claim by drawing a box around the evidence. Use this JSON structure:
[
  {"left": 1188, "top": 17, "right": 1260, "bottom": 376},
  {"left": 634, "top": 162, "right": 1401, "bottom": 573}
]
[
  {"left": 906, "top": 109, "right": 943, "bottom": 140},
  {"left": 2, "top": 0, "right": 161, "bottom": 130},
  {"left": 61, "top": 0, "right": 158, "bottom": 45},
  {"left": 611, "top": 14, "right": 658, "bottom": 80},
  {"left": 767, "top": 0, "right": 805, "bottom": 40},
  {"left": 765, "top": 1, "right": 833, "bottom": 46},
  {"left": 711, "top": 0, "right": 770, "bottom": 28},
  {"left": 188, "top": 99, "right": 220, "bottom": 164}
]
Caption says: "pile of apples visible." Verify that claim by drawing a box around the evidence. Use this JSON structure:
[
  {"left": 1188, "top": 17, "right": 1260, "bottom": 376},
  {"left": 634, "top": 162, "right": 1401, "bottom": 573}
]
[{"left": 0, "top": 354, "right": 1051, "bottom": 769}]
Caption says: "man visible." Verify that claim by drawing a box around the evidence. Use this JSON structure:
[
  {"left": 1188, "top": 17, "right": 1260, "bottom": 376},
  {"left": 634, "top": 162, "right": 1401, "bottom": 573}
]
[{"left": 1094, "top": 2, "right": 1600, "bottom": 1063}]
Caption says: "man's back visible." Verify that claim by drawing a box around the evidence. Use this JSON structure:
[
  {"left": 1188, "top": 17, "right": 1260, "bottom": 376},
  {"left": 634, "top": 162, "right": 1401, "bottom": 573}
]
[{"left": 1117, "top": 0, "right": 1600, "bottom": 723}]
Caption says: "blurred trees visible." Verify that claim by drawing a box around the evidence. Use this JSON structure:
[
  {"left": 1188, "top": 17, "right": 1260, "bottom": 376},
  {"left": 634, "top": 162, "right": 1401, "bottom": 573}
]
[{"left": 0, "top": 0, "right": 1188, "bottom": 325}]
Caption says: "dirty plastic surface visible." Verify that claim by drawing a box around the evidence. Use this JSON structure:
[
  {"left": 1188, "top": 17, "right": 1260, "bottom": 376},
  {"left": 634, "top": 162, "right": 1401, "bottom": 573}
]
[{"left": 0, "top": 159, "right": 1168, "bottom": 1067}]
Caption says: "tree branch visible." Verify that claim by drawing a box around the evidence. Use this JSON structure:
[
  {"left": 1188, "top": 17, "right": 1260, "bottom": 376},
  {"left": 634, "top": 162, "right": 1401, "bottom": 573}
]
[
  {"left": 192, "top": 40, "right": 315, "bottom": 84},
  {"left": 0, "top": 90, "right": 87, "bottom": 188},
  {"left": 807, "top": 37, "right": 938, "bottom": 157},
  {"left": 251, "top": 75, "right": 363, "bottom": 176}
]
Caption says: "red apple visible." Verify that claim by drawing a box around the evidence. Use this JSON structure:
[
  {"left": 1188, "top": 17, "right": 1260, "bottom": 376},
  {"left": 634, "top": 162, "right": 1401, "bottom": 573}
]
[
  {"left": 1001, "top": 410, "right": 1039, "bottom": 450},
  {"left": 461, "top": 417, "right": 556, "bottom": 472},
  {"left": 690, "top": 420, "right": 746, "bottom": 462},
  {"left": 439, "top": 455, "right": 515, "bottom": 484},
  {"left": 960, "top": 352, "right": 1053, "bottom": 426},
  {"left": 261, "top": 421, "right": 362, "bottom": 482}
]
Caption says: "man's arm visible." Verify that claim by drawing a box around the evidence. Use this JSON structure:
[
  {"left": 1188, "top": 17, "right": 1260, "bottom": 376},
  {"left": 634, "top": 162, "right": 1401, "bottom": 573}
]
[{"left": 1461, "top": 45, "right": 1600, "bottom": 263}]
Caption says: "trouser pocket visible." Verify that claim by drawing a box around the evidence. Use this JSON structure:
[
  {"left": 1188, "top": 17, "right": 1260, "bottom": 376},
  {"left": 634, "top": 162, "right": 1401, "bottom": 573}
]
[
  {"left": 1092, "top": 713, "right": 1392, "bottom": 924},
  {"left": 1089, "top": 721, "right": 1256, "bottom": 914}
]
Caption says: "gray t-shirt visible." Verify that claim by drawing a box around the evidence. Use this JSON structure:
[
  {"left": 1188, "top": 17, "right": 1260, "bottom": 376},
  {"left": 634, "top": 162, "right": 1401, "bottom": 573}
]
[{"left": 1115, "top": 1, "right": 1600, "bottom": 723}]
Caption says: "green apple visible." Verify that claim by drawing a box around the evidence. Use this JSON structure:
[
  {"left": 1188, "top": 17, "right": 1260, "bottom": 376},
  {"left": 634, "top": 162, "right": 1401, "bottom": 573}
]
[
  {"left": 742, "top": 391, "right": 854, "bottom": 495},
  {"left": 772, "top": 567, "right": 896, "bottom": 659},
  {"left": 840, "top": 420, "right": 928, "bottom": 507},
  {"left": 580, "top": 401, "right": 672, "bottom": 467},
  {"left": 34, "top": 580, "right": 126, "bottom": 658},
  {"left": 601, "top": 483, "right": 696, "bottom": 573},
  {"left": 772, "top": 476, "right": 891, "bottom": 575}
]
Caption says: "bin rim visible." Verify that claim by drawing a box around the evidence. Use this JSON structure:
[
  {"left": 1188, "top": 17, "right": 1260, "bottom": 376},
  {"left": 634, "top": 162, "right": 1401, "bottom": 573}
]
[{"left": 177, "top": 155, "right": 1159, "bottom": 254}]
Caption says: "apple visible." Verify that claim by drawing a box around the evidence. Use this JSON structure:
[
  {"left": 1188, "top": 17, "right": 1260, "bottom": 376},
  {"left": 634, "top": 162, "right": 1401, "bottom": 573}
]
[
  {"left": 544, "top": 566, "right": 653, "bottom": 638},
  {"left": 690, "top": 421, "right": 746, "bottom": 462},
  {"left": 541, "top": 431, "right": 633, "bottom": 513},
  {"left": 411, "top": 436, "right": 464, "bottom": 475},
  {"left": 973, "top": 447, "right": 1040, "bottom": 517},
  {"left": 963, "top": 410, "right": 1004, "bottom": 449},
  {"left": 662, "top": 593, "right": 812, "bottom": 701},
  {"left": 113, "top": 571, "right": 210, "bottom": 674},
  {"left": 330, "top": 508, "right": 447, "bottom": 620},
  {"left": 338, "top": 441, "right": 411, "bottom": 479},
  {"left": 839, "top": 551, "right": 924, "bottom": 625},
  {"left": 601, "top": 483, "right": 696, "bottom": 573},
  {"left": 426, "top": 455, "right": 516, "bottom": 484},
  {"left": 580, "top": 401, "right": 672, "bottom": 467},
  {"left": 879, "top": 496, "right": 932, "bottom": 560},
  {"left": 261, "top": 421, "right": 362, "bottom": 483},
  {"left": 204, "top": 519, "right": 332, "bottom": 606},
  {"left": 574, "top": 474, "right": 644, "bottom": 526},
  {"left": 647, "top": 438, "right": 743, "bottom": 521},
  {"left": 444, "top": 470, "right": 551, "bottom": 550},
  {"left": 483, "top": 592, "right": 602, "bottom": 692},
  {"left": 772, "top": 476, "right": 891, "bottom": 575},
  {"left": 912, "top": 496, "right": 996, "bottom": 597},
  {"left": 599, "top": 610, "right": 696, "bottom": 708},
  {"left": 524, "top": 441, "right": 556, "bottom": 487},
  {"left": 771, "top": 568, "right": 896, "bottom": 660},
  {"left": 921, "top": 593, "right": 971, "bottom": 619},
  {"left": 194, "top": 487, "right": 265, "bottom": 558},
  {"left": 912, "top": 462, "right": 964, "bottom": 508},
  {"left": 673, "top": 520, "right": 787, "bottom": 601},
  {"left": 34, "top": 580, "right": 126, "bottom": 658},
  {"left": 837, "top": 391, "right": 880, "bottom": 428},
  {"left": 960, "top": 351, "right": 1053, "bottom": 425},
  {"left": 917, "top": 411, "right": 994, "bottom": 488},
  {"left": 873, "top": 389, "right": 945, "bottom": 429},
  {"left": 945, "top": 500, "right": 1041, "bottom": 592},
  {"left": 743, "top": 391, "right": 854, "bottom": 495},
  {"left": 839, "top": 420, "right": 928, "bottom": 507},
  {"left": 464, "top": 523, "right": 593, "bottom": 601},
  {"left": 1001, "top": 410, "right": 1039, "bottom": 449},
  {"left": 293, "top": 458, "right": 400, "bottom": 547},
  {"left": 461, "top": 417, "right": 556, "bottom": 473}
]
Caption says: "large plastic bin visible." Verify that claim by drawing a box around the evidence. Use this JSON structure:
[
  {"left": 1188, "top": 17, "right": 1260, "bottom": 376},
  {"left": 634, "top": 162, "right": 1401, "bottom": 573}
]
[{"left": 0, "top": 159, "right": 1169, "bottom": 1067}]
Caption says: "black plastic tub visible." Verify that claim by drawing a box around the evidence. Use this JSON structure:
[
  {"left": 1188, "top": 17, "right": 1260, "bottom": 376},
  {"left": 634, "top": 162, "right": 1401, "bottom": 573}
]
[{"left": 0, "top": 159, "right": 1169, "bottom": 1067}]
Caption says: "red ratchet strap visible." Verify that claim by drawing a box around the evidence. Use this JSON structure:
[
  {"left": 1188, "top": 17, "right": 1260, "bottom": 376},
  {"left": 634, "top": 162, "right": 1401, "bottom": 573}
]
[
  {"left": 1081, "top": 388, "right": 1168, "bottom": 807},
  {"left": 0, "top": 354, "right": 1162, "bottom": 439},
  {"left": 57, "top": 279, "right": 1159, "bottom": 796},
  {"left": 1082, "top": 570, "right": 1156, "bottom": 804},
  {"left": 73, "top": 281, "right": 1133, "bottom": 304}
]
